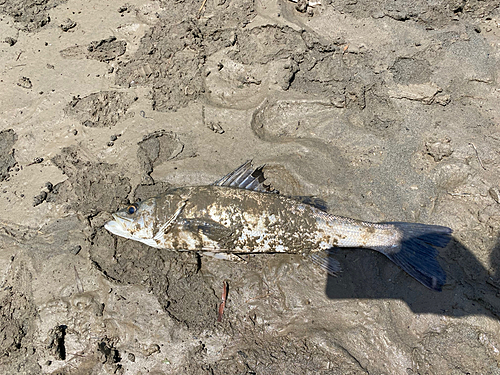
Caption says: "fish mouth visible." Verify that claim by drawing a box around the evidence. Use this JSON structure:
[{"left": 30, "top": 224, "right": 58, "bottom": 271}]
[{"left": 104, "top": 214, "right": 133, "bottom": 235}]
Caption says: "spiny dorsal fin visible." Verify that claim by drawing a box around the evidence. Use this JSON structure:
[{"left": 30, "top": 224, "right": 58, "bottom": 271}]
[{"left": 212, "top": 160, "right": 278, "bottom": 193}]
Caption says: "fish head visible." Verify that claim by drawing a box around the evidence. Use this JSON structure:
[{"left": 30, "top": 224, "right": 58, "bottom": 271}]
[{"left": 105, "top": 198, "right": 157, "bottom": 241}]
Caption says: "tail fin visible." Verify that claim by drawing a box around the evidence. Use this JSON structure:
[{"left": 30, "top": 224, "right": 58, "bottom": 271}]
[{"left": 378, "top": 222, "right": 452, "bottom": 291}]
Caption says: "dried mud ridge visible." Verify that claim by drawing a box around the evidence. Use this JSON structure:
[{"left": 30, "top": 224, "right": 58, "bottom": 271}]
[{"left": 1, "top": 0, "right": 500, "bottom": 374}]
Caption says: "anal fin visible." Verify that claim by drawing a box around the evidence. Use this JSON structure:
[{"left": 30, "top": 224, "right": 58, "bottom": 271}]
[{"left": 309, "top": 250, "right": 341, "bottom": 276}]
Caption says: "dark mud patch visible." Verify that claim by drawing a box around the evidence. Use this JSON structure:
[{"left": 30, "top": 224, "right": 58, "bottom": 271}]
[
  {"left": 233, "top": 25, "right": 308, "bottom": 65},
  {"left": 0, "top": 0, "right": 66, "bottom": 31},
  {"left": 64, "top": 91, "right": 136, "bottom": 128},
  {"left": 97, "top": 338, "right": 121, "bottom": 369},
  {"left": 46, "top": 325, "right": 67, "bottom": 360},
  {"left": 90, "top": 229, "right": 218, "bottom": 333},
  {"left": 60, "top": 36, "right": 127, "bottom": 62},
  {"left": 332, "top": 0, "right": 499, "bottom": 25},
  {"left": 0, "top": 259, "right": 40, "bottom": 374},
  {"left": 47, "top": 146, "right": 131, "bottom": 215},
  {"left": 0, "top": 129, "right": 17, "bottom": 182},
  {"left": 115, "top": 18, "right": 206, "bottom": 110},
  {"left": 137, "top": 130, "right": 183, "bottom": 183},
  {"left": 132, "top": 181, "right": 171, "bottom": 202},
  {"left": 181, "top": 333, "right": 367, "bottom": 375},
  {"left": 390, "top": 57, "right": 432, "bottom": 85}
]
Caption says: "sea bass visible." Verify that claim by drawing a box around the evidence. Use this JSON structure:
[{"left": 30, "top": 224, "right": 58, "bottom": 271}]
[{"left": 105, "top": 161, "right": 452, "bottom": 291}]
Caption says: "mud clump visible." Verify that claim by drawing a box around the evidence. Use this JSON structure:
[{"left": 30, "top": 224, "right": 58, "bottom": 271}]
[
  {"left": 97, "top": 338, "right": 121, "bottom": 367},
  {"left": 425, "top": 138, "right": 453, "bottom": 162},
  {"left": 0, "top": 129, "right": 17, "bottom": 182},
  {"left": 48, "top": 146, "right": 131, "bottom": 215},
  {"left": 115, "top": 1, "right": 255, "bottom": 110},
  {"left": 64, "top": 91, "right": 135, "bottom": 128},
  {"left": 233, "top": 25, "right": 308, "bottom": 65},
  {"left": 0, "top": 0, "right": 65, "bottom": 31},
  {"left": 332, "top": 0, "right": 499, "bottom": 25},
  {"left": 17, "top": 76, "right": 33, "bottom": 89},
  {"left": 115, "top": 19, "right": 205, "bottom": 110},
  {"left": 60, "top": 36, "right": 127, "bottom": 62}
]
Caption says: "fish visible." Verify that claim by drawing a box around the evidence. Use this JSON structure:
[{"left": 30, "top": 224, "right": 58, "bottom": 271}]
[{"left": 105, "top": 161, "right": 452, "bottom": 291}]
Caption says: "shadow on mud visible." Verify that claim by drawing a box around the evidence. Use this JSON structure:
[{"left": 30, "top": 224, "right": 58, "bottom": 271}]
[{"left": 325, "top": 238, "right": 500, "bottom": 319}]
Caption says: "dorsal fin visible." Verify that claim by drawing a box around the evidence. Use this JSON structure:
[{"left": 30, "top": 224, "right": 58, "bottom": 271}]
[{"left": 212, "top": 160, "right": 278, "bottom": 193}]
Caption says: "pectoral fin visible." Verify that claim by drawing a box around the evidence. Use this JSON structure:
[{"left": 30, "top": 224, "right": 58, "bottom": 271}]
[
  {"left": 178, "top": 218, "right": 233, "bottom": 242},
  {"left": 153, "top": 200, "right": 187, "bottom": 241},
  {"left": 202, "top": 252, "right": 246, "bottom": 262}
]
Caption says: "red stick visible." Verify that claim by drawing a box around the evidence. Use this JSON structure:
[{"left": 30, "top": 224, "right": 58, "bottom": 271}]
[{"left": 217, "top": 281, "right": 228, "bottom": 322}]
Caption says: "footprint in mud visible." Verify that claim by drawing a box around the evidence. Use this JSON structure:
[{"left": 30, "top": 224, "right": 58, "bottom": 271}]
[
  {"left": 137, "top": 130, "right": 184, "bottom": 184},
  {"left": 64, "top": 91, "right": 136, "bottom": 128},
  {"left": 251, "top": 99, "right": 388, "bottom": 168},
  {"left": 203, "top": 25, "right": 305, "bottom": 109},
  {"left": 59, "top": 36, "right": 127, "bottom": 62},
  {"left": 251, "top": 99, "right": 343, "bottom": 143},
  {"left": 47, "top": 146, "right": 131, "bottom": 215}
]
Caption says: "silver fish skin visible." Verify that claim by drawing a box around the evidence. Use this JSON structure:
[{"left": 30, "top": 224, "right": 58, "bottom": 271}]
[
  {"left": 105, "top": 161, "right": 452, "bottom": 291},
  {"left": 106, "top": 186, "right": 401, "bottom": 254}
]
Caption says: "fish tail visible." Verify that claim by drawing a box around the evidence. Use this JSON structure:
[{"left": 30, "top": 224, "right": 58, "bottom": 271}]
[{"left": 376, "top": 222, "right": 452, "bottom": 291}]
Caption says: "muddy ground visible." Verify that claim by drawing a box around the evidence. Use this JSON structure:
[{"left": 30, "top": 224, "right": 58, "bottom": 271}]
[{"left": 1, "top": 0, "right": 500, "bottom": 374}]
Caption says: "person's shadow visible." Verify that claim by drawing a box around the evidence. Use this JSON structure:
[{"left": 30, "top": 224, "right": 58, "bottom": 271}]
[{"left": 325, "top": 237, "right": 500, "bottom": 319}]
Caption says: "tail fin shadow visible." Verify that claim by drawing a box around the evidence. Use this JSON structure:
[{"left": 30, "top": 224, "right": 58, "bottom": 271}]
[{"left": 325, "top": 237, "right": 500, "bottom": 319}]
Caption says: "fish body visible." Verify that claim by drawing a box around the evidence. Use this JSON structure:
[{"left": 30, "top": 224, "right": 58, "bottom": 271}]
[{"left": 105, "top": 161, "right": 452, "bottom": 291}]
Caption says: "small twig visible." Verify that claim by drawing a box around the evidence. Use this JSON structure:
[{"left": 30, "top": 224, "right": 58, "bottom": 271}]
[
  {"left": 74, "top": 265, "right": 84, "bottom": 293},
  {"left": 447, "top": 192, "right": 471, "bottom": 197},
  {"left": 217, "top": 281, "right": 228, "bottom": 322},
  {"left": 469, "top": 142, "right": 486, "bottom": 170},
  {"left": 197, "top": 0, "right": 208, "bottom": 17}
]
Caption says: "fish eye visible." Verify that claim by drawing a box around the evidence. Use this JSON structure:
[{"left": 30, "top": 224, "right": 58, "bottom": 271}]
[{"left": 127, "top": 204, "right": 137, "bottom": 215}]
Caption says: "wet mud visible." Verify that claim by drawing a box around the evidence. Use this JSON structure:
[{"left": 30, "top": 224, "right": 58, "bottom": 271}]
[{"left": 1, "top": 0, "right": 500, "bottom": 373}]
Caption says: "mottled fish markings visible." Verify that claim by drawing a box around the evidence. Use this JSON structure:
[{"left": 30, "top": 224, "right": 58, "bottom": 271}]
[{"left": 105, "top": 161, "right": 452, "bottom": 291}]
